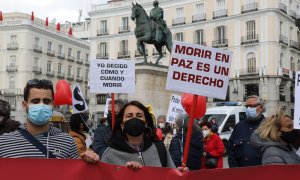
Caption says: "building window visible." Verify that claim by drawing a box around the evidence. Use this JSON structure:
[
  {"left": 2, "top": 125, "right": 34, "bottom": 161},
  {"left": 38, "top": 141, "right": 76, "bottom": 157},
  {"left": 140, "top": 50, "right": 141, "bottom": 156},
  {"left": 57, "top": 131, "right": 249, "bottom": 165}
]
[
  {"left": 196, "top": 3, "right": 204, "bottom": 14},
  {"left": 216, "top": 26, "right": 226, "bottom": 41},
  {"left": 68, "top": 65, "right": 72, "bottom": 76},
  {"left": 99, "top": 42, "right": 107, "bottom": 56},
  {"left": 247, "top": 53, "right": 256, "bottom": 73},
  {"left": 85, "top": 69, "right": 89, "bottom": 80},
  {"left": 47, "top": 41, "right": 52, "bottom": 51},
  {"left": 58, "top": 63, "right": 62, "bottom": 73},
  {"left": 86, "top": 54, "right": 89, "bottom": 62},
  {"left": 68, "top": 48, "right": 72, "bottom": 56},
  {"left": 77, "top": 51, "right": 81, "bottom": 59},
  {"left": 34, "top": 57, "right": 39, "bottom": 67},
  {"left": 246, "top": 20, "right": 255, "bottom": 38},
  {"left": 279, "top": 84, "right": 285, "bottom": 101},
  {"left": 10, "top": 35, "right": 17, "bottom": 43},
  {"left": 35, "top": 37, "right": 40, "bottom": 45},
  {"left": 216, "top": 0, "right": 226, "bottom": 9},
  {"left": 244, "top": 84, "right": 259, "bottom": 100},
  {"left": 9, "top": 55, "right": 16, "bottom": 66},
  {"left": 9, "top": 76, "right": 15, "bottom": 89},
  {"left": 175, "top": 32, "right": 184, "bottom": 41},
  {"left": 176, "top": 8, "right": 184, "bottom": 18},
  {"left": 122, "top": 17, "right": 129, "bottom": 30},
  {"left": 120, "top": 40, "right": 128, "bottom": 53},
  {"left": 298, "top": 59, "right": 300, "bottom": 70},
  {"left": 291, "top": 57, "right": 295, "bottom": 71},
  {"left": 100, "top": 20, "right": 107, "bottom": 33},
  {"left": 280, "top": 53, "right": 283, "bottom": 67},
  {"left": 47, "top": 61, "right": 52, "bottom": 72},
  {"left": 77, "top": 68, "right": 81, "bottom": 77},
  {"left": 195, "top": 29, "right": 204, "bottom": 45},
  {"left": 96, "top": 94, "right": 107, "bottom": 104},
  {"left": 58, "top": 45, "right": 63, "bottom": 54}
]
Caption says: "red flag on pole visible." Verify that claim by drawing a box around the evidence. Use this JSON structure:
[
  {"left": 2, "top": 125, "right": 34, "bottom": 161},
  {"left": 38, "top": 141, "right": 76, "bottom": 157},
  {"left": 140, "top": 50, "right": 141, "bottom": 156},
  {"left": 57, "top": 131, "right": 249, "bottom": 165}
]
[
  {"left": 68, "top": 27, "right": 73, "bottom": 36},
  {"left": 56, "top": 23, "right": 60, "bottom": 31},
  {"left": 45, "top": 17, "right": 48, "bottom": 26},
  {"left": 31, "top": 11, "right": 34, "bottom": 21},
  {"left": 0, "top": 11, "right": 3, "bottom": 21}
]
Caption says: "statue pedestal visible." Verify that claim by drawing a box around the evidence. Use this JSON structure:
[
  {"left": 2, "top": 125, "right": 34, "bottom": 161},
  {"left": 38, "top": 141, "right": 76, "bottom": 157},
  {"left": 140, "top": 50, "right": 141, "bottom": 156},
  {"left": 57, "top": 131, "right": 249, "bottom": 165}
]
[{"left": 118, "top": 62, "right": 177, "bottom": 119}]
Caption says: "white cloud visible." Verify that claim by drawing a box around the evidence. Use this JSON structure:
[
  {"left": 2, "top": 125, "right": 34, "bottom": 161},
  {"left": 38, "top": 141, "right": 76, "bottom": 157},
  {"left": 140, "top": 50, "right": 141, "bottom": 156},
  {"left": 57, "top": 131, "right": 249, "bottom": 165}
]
[{"left": 0, "top": 0, "right": 107, "bottom": 23}]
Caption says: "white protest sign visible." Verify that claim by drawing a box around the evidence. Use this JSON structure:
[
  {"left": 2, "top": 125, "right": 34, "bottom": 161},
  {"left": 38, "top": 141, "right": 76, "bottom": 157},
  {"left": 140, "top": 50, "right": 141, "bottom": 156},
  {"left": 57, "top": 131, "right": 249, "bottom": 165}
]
[
  {"left": 103, "top": 98, "right": 112, "bottom": 118},
  {"left": 90, "top": 59, "right": 135, "bottom": 93},
  {"left": 166, "top": 41, "right": 233, "bottom": 99},
  {"left": 166, "top": 94, "right": 186, "bottom": 124},
  {"left": 72, "top": 84, "right": 88, "bottom": 113},
  {"left": 294, "top": 71, "right": 300, "bottom": 129}
]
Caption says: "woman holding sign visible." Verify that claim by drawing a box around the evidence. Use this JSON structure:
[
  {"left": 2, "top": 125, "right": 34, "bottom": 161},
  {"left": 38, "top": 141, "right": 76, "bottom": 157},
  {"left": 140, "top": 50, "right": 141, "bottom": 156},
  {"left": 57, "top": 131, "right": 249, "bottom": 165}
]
[{"left": 101, "top": 101, "right": 188, "bottom": 172}]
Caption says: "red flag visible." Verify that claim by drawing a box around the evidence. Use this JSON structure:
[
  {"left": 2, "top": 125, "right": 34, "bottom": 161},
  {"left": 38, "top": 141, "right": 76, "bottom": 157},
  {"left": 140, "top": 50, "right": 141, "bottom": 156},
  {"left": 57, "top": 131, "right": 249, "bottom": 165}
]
[
  {"left": 0, "top": 11, "right": 3, "bottom": 21},
  {"left": 31, "top": 11, "right": 34, "bottom": 21},
  {"left": 68, "top": 27, "right": 72, "bottom": 36},
  {"left": 56, "top": 23, "right": 60, "bottom": 31},
  {"left": 45, "top": 17, "right": 48, "bottom": 26}
]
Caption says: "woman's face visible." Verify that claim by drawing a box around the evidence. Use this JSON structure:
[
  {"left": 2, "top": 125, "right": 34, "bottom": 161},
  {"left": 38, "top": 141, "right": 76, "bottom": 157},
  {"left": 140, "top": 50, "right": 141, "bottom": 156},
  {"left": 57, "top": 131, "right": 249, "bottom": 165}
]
[
  {"left": 279, "top": 116, "right": 294, "bottom": 132},
  {"left": 122, "top": 105, "right": 146, "bottom": 124}
]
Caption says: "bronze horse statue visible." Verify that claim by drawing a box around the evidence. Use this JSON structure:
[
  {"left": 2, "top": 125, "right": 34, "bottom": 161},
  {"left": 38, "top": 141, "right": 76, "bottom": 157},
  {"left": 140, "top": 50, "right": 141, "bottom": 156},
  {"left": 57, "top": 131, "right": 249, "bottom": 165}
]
[{"left": 131, "top": 3, "right": 172, "bottom": 64}]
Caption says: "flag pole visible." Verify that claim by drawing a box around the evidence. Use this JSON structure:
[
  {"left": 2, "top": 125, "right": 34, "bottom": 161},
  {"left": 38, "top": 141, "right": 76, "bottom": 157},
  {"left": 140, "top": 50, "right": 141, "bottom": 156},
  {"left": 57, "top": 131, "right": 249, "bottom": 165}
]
[{"left": 111, "top": 93, "right": 115, "bottom": 130}]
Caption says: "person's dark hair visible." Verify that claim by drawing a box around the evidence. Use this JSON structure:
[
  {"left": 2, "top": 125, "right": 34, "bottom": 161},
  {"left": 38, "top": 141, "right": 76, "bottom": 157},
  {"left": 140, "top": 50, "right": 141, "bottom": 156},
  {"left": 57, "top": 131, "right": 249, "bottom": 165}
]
[
  {"left": 0, "top": 99, "right": 11, "bottom": 117},
  {"left": 23, "top": 79, "right": 54, "bottom": 102},
  {"left": 199, "top": 121, "right": 212, "bottom": 129},
  {"left": 111, "top": 101, "right": 157, "bottom": 142},
  {"left": 69, "top": 113, "right": 89, "bottom": 138},
  {"left": 175, "top": 113, "right": 201, "bottom": 134}
]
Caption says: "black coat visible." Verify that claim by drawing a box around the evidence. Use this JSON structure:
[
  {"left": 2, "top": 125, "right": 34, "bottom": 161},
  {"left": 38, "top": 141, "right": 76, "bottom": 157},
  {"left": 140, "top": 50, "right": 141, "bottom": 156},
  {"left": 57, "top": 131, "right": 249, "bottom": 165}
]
[
  {"left": 228, "top": 115, "right": 264, "bottom": 167},
  {"left": 92, "top": 125, "right": 112, "bottom": 157},
  {"left": 169, "top": 130, "right": 203, "bottom": 170}
]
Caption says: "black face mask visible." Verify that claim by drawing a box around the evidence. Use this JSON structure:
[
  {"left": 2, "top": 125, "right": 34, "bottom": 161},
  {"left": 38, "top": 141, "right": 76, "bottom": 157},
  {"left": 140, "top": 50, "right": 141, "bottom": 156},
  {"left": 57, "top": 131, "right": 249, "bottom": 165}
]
[
  {"left": 124, "top": 118, "right": 146, "bottom": 137},
  {"left": 280, "top": 129, "right": 300, "bottom": 144}
]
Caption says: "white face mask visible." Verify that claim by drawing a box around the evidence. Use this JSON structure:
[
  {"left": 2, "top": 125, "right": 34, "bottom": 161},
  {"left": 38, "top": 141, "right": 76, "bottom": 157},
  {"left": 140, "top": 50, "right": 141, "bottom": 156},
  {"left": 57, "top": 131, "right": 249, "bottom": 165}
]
[
  {"left": 203, "top": 130, "right": 210, "bottom": 138},
  {"left": 158, "top": 123, "right": 165, "bottom": 129},
  {"left": 173, "top": 128, "right": 177, "bottom": 135}
]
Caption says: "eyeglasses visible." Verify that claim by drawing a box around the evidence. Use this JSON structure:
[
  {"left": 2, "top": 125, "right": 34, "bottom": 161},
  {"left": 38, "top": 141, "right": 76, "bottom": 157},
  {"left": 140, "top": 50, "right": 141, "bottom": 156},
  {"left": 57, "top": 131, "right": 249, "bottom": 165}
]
[
  {"left": 26, "top": 79, "right": 53, "bottom": 87},
  {"left": 244, "top": 104, "right": 261, "bottom": 108}
]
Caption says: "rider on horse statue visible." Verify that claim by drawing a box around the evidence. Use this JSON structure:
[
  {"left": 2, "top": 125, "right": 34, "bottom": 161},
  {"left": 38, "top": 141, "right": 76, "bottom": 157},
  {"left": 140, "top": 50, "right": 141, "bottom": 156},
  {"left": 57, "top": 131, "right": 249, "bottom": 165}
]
[{"left": 150, "top": 0, "right": 167, "bottom": 43}]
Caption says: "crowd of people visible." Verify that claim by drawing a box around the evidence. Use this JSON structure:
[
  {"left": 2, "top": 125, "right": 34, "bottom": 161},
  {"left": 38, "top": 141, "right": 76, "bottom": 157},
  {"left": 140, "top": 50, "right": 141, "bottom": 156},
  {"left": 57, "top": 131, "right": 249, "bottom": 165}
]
[{"left": 0, "top": 78, "right": 299, "bottom": 174}]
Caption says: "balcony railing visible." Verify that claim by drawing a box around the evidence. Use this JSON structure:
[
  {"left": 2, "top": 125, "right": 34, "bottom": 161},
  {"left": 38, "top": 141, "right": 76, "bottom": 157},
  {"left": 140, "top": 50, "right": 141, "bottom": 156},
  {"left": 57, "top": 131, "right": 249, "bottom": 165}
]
[
  {"left": 76, "top": 58, "right": 83, "bottom": 64},
  {"left": 289, "top": 10, "right": 296, "bottom": 19},
  {"left": 7, "top": 42, "right": 18, "bottom": 50},
  {"left": 33, "top": 66, "right": 42, "bottom": 74},
  {"left": 47, "top": 49, "right": 55, "bottom": 57},
  {"left": 46, "top": 70, "right": 55, "bottom": 77},
  {"left": 3, "top": 89, "right": 16, "bottom": 96},
  {"left": 241, "top": 3, "right": 258, "bottom": 13},
  {"left": 289, "top": 40, "right": 299, "bottom": 50},
  {"left": 194, "top": 41, "right": 206, "bottom": 46},
  {"left": 57, "top": 72, "right": 65, "bottom": 79},
  {"left": 212, "top": 39, "right": 228, "bottom": 48},
  {"left": 67, "top": 55, "right": 74, "bottom": 62},
  {"left": 239, "top": 68, "right": 259, "bottom": 76},
  {"left": 118, "top": 26, "right": 130, "bottom": 33},
  {"left": 57, "top": 53, "right": 65, "bottom": 59},
  {"left": 6, "top": 65, "right": 18, "bottom": 72},
  {"left": 96, "top": 53, "right": 109, "bottom": 59},
  {"left": 118, "top": 51, "right": 130, "bottom": 59},
  {"left": 135, "top": 49, "right": 148, "bottom": 57},
  {"left": 76, "top": 76, "right": 83, "bottom": 82},
  {"left": 279, "top": 35, "right": 288, "bottom": 45},
  {"left": 279, "top": 3, "right": 287, "bottom": 14},
  {"left": 213, "top": 9, "right": 227, "bottom": 19},
  {"left": 241, "top": 34, "right": 259, "bottom": 45},
  {"left": 67, "top": 74, "right": 74, "bottom": 81},
  {"left": 33, "top": 44, "right": 42, "bottom": 53},
  {"left": 153, "top": 47, "right": 166, "bottom": 55},
  {"left": 172, "top": 17, "right": 186, "bottom": 26},
  {"left": 97, "top": 29, "right": 109, "bottom": 36},
  {"left": 192, "top": 13, "right": 206, "bottom": 23}
]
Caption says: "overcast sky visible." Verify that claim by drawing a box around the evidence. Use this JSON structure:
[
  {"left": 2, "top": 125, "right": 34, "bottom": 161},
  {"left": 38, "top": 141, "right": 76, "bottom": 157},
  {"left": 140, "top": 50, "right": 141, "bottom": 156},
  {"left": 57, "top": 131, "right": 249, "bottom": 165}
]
[{"left": 0, "top": 0, "right": 107, "bottom": 23}]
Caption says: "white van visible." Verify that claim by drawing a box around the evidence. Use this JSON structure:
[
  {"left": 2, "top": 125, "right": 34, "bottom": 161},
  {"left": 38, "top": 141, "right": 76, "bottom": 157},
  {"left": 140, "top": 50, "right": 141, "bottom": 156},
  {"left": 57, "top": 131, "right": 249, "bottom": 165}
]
[{"left": 203, "top": 102, "right": 247, "bottom": 155}]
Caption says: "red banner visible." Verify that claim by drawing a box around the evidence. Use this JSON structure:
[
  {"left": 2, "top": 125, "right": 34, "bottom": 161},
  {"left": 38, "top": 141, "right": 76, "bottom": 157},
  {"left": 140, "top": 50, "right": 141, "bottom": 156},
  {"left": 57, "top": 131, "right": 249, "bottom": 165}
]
[{"left": 0, "top": 158, "right": 299, "bottom": 180}]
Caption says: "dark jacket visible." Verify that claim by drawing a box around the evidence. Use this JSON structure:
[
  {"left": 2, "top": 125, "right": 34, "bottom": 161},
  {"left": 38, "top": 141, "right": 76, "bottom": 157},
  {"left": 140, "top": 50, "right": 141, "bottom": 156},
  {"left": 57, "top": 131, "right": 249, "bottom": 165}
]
[
  {"left": 228, "top": 115, "right": 264, "bottom": 167},
  {"left": 250, "top": 132, "right": 300, "bottom": 165},
  {"left": 169, "top": 130, "right": 203, "bottom": 170},
  {"left": 92, "top": 125, "right": 112, "bottom": 157},
  {"left": 0, "top": 118, "right": 20, "bottom": 135}
]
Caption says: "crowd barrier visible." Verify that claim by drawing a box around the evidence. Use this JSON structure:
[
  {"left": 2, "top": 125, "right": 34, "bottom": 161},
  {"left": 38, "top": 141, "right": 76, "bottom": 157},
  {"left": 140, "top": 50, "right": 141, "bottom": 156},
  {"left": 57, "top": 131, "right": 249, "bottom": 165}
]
[{"left": 1, "top": 158, "right": 298, "bottom": 180}]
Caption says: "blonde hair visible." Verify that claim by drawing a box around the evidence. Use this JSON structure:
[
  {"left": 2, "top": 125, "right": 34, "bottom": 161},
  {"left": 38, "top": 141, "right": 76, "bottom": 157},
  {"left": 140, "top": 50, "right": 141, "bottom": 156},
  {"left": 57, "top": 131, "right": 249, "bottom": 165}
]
[{"left": 257, "top": 111, "right": 290, "bottom": 141}]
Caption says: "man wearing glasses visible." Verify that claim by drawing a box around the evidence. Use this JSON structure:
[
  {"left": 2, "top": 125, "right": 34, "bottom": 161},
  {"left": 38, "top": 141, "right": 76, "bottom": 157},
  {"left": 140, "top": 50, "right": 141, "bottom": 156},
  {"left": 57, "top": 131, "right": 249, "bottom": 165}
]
[
  {"left": 228, "top": 95, "right": 265, "bottom": 167},
  {"left": 0, "top": 79, "right": 99, "bottom": 163}
]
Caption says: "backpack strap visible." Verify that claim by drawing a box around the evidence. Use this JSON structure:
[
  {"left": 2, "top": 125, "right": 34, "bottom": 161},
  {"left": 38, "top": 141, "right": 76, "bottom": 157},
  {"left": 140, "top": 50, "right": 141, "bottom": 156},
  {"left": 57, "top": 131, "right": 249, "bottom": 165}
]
[
  {"left": 18, "top": 128, "right": 56, "bottom": 158},
  {"left": 154, "top": 141, "right": 168, "bottom": 167}
]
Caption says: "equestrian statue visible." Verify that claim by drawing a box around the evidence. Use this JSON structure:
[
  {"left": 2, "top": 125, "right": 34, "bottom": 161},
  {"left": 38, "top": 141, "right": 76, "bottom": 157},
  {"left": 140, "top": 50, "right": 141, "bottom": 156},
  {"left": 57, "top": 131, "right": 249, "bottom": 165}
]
[{"left": 131, "top": 0, "right": 172, "bottom": 64}]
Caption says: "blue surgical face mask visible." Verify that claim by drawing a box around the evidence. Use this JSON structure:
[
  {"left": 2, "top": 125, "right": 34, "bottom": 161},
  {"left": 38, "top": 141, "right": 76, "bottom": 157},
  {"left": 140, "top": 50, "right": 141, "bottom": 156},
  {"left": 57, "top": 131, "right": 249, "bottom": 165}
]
[
  {"left": 246, "top": 107, "right": 257, "bottom": 120},
  {"left": 27, "top": 104, "right": 53, "bottom": 125}
]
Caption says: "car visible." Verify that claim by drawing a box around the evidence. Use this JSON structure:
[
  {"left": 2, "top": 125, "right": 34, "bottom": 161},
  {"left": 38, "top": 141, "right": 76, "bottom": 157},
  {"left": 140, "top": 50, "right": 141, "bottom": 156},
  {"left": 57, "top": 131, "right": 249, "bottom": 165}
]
[{"left": 203, "top": 102, "right": 247, "bottom": 156}]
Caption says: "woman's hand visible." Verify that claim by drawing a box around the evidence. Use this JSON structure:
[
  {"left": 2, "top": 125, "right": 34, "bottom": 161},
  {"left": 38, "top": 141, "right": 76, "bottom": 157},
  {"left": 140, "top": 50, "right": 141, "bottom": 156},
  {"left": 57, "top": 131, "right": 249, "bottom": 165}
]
[
  {"left": 125, "top": 161, "right": 142, "bottom": 171},
  {"left": 177, "top": 166, "right": 189, "bottom": 173},
  {"left": 80, "top": 149, "right": 100, "bottom": 164}
]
